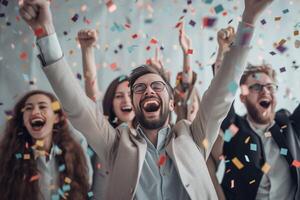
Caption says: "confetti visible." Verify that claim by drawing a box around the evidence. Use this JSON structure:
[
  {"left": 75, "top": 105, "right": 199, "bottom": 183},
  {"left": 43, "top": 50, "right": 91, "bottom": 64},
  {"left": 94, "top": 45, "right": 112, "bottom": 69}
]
[
  {"left": 282, "top": 9, "right": 289, "bottom": 14},
  {"left": 261, "top": 163, "right": 271, "bottom": 174},
  {"left": 106, "top": 0, "right": 117, "bottom": 13},
  {"left": 64, "top": 177, "right": 72, "bottom": 184},
  {"left": 189, "top": 20, "right": 196, "bottom": 27},
  {"left": 87, "top": 147, "right": 94, "bottom": 157},
  {"left": 19, "top": 51, "right": 28, "bottom": 61},
  {"left": 110, "top": 62, "right": 118, "bottom": 70},
  {"left": 232, "top": 157, "right": 244, "bottom": 170},
  {"left": 24, "top": 154, "right": 30, "bottom": 160},
  {"left": 202, "top": 17, "right": 217, "bottom": 28},
  {"left": 62, "top": 184, "right": 71, "bottom": 192},
  {"left": 280, "top": 148, "right": 288, "bottom": 156},
  {"left": 202, "top": 138, "right": 209, "bottom": 149},
  {"left": 250, "top": 143, "right": 257, "bottom": 151},
  {"left": 150, "top": 38, "right": 158, "bottom": 44},
  {"left": 35, "top": 140, "right": 44, "bottom": 147},
  {"left": 187, "top": 49, "right": 193, "bottom": 54},
  {"left": 230, "top": 180, "right": 234, "bottom": 188},
  {"left": 224, "top": 129, "right": 233, "bottom": 142},
  {"left": 274, "top": 17, "right": 281, "bottom": 21},
  {"left": 245, "top": 155, "right": 250, "bottom": 162},
  {"left": 264, "top": 131, "right": 272, "bottom": 138},
  {"left": 88, "top": 191, "right": 94, "bottom": 197},
  {"left": 279, "top": 67, "right": 286, "bottom": 73},
  {"left": 158, "top": 154, "right": 166, "bottom": 166},
  {"left": 29, "top": 174, "right": 40, "bottom": 182},
  {"left": 51, "top": 195, "right": 60, "bottom": 200},
  {"left": 292, "top": 160, "right": 300, "bottom": 168},
  {"left": 214, "top": 4, "right": 224, "bottom": 14},
  {"left": 58, "top": 164, "right": 66, "bottom": 172},
  {"left": 51, "top": 101, "right": 61, "bottom": 111},
  {"left": 260, "top": 19, "right": 266, "bottom": 25},
  {"left": 71, "top": 14, "right": 79, "bottom": 22},
  {"left": 15, "top": 153, "right": 22, "bottom": 159},
  {"left": 249, "top": 180, "right": 256, "bottom": 184},
  {"left": 132, "top": 34, "right": 138, "bottom": 39},
  {"left": 294, "top": 30, "right": 299, "bottom": 36},
  {"left": 34, "top": 27, "right": 44, "bottom": 37}
]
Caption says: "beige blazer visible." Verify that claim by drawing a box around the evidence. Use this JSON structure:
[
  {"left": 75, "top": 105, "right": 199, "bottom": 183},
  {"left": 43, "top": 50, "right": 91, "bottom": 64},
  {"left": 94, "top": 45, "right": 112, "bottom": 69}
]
[{"left": 42, "top": 42, "right": 250, "bottom": 199}]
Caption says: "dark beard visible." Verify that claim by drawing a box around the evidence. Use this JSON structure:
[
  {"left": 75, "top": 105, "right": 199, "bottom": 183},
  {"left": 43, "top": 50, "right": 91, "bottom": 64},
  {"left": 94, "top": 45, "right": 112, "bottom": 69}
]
[
  {"left": 245, "top": 100, "right": 275, "bottom": 124},
  {"left": 136, "top": 106, "right": 169, "bottom": 130}
]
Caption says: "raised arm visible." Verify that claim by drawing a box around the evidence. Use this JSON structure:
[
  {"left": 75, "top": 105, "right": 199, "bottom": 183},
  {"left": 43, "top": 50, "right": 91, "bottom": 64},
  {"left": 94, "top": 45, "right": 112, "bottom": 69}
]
[
  {"left": 19, "top": 0, "right": 116, "bottom": 163},
  {"left": 178, "top": 22, "right": 193, "bottom": 84},
  {"left": 191, "top": 0, "right": 273, "bottom": 160},
  {"left": 77, "top": 29, "right": 101, "bottom": 102},
  {"left": 212, "top": 26, "right": 236, "bottom": 76}
]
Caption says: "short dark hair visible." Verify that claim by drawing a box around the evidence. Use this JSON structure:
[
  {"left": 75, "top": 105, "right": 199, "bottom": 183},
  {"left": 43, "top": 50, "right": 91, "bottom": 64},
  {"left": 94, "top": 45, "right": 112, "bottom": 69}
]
[
  {"left": 102, "top": 75, "right": 129, "bottom": 127},
  {"left": 128, "top": 64, "right": 174, "bottom": 99},
  {"left": 240, "top": 64, "right": 277, "bottom": 86}
]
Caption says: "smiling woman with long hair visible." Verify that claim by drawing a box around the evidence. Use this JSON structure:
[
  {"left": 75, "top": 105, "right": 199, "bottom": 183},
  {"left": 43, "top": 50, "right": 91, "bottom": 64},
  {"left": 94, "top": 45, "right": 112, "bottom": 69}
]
[{"left": 0, "top": 90, "right": 89, "bottom": 200}]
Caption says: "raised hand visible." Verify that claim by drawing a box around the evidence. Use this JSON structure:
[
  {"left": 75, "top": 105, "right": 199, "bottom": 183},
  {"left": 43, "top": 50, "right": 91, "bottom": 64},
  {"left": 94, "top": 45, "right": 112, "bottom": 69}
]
[
  {"left": 77, "top": 29, "right": 98, "bottom": 49},
  {"left": 19, "top": 0, "right": 54, "bottom": 37},
  {"left": 178, "top": 22, "right": 191, "bottom": 54},
  {"left": 242, "top": 0, "right": 273, "bottom": 24},
  {"left": 149, "top": 47, "right": 164, "bottom": 70},
  {"left": 217, "top": 26, "right": 235, "bottom": 54}
]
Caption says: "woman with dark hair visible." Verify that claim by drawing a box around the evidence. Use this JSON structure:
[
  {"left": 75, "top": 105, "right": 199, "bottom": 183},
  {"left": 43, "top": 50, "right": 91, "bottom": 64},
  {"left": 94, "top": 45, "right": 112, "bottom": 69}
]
[
  {"left": 78, "top": 29, "right": 135, "bottom": 128},
  {"left": 0, "top": 90, "right": 90, "bottom": 200}
]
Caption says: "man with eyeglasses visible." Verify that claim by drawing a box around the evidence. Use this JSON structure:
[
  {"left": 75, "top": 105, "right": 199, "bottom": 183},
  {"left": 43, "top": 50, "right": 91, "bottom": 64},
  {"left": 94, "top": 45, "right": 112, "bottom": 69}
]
[
  {"left": 19, "top": 0, "right": 274, "bottom": 199},
  {"left": 218, "top": 64, "right": 300, "bottom": 200}
]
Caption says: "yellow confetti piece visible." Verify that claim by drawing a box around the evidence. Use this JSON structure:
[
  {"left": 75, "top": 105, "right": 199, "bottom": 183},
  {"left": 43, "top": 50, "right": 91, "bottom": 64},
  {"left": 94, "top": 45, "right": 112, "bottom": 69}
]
[
  {"left": 51, "top": 101, "right": 60, "bottom": 111},
  {"left": 6, "top": 115, "right": 13, "bottom": 121},
  {"left": 35, "top": 140, "right": 44, "bottom": 147},
  {"left": 249, "top": 179, "right": 256, "bottom": 184},
  {"left": 274, "top": 17, "right": 281, "bottom": 21},
  {"left": 278, "top": 39, "right": 286, "bottom": 46},
  {"left": 64, "top": 177, "right": 72, "bottom": 184},
  {"left": 24, "top": 154, "right": 30, "bottom": 160},
  {"left": 294, "top": 30, "right": 299, "bottom": 36},
  {"left": 244, "top": 136, "right": 250, "bottom": 144},
  {"left": 261, "top": 163, "right": 271, "bottom": 174},
  {"left": 232, "top": 157, "right": 244, "bottom": 170},
  {"left": 202, "top": 138, "right": 209, "bottom": 150}
]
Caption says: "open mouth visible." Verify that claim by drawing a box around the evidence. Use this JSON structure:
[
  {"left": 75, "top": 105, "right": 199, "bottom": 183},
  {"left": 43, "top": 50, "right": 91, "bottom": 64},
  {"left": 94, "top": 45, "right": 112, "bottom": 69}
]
[
  {"left": 259, "top": 100, "right": 271, "bottom": 109},
  {"left": 30, "top": 118, "right": 46, "bottom": 131},
  {"left": 121, "top": 105, "right": 133, "bottom": 113},
  {"left": 142, "top": 100, "right": 160, "bottom": 112}
]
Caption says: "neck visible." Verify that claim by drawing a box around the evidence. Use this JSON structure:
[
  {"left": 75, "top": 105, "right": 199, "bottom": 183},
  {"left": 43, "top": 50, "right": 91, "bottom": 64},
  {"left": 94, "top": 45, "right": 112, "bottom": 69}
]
[{"left": 246, "top": 114, "right": 271, "bottom": 130}]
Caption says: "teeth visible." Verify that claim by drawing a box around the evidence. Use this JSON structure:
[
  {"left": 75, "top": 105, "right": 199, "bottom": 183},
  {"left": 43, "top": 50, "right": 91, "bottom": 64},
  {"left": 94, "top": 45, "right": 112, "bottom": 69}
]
[
  {"left": 121, "top": 105, "right": 132, "bottom": 110},
  {"left": 144, "top": 101, "right": 159, "bottom": 107},
  {"left": 31, "top": 118, "right": 44, "bottom": 123}
]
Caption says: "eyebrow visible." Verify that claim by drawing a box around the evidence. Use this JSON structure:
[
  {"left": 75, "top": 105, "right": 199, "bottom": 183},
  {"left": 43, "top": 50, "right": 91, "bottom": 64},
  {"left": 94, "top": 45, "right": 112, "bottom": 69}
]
[{"left": 24, "top": 102, "right": 48, "bottom": 106}]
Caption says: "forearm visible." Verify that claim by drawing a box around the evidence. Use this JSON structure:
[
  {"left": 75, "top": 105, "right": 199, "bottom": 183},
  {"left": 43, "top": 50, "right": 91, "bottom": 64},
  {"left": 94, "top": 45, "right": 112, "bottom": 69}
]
[
  {"left": 182, "top": 52, "right": 193, "bottom": 84},
  {"left": 81, "top": 47, "right": 100, "bottom": 101}
]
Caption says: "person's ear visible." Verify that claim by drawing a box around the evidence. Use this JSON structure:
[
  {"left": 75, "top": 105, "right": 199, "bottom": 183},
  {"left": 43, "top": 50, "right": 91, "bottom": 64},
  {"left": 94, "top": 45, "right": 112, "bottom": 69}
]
[
  {"left": 169, "top": 99, "right": 174, "bottom": 112},
  {"left": 240, "top": 94, "right": 246, "bottom": 103}
]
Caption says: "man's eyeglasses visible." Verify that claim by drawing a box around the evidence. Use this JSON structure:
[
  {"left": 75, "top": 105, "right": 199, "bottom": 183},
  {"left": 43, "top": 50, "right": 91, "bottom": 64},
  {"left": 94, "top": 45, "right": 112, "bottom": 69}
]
[
  {"left": 248, "top": 83, "right": 278, "bottom": 93},
  {"left": 132, "top": 81, "right": 166, "bottom": 94}
]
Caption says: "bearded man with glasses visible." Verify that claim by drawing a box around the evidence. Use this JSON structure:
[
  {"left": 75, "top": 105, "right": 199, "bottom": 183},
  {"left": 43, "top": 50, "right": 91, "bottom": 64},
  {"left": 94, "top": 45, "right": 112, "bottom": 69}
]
[{"left": 218, "top": 64, "right": 300, "bottom": 200}]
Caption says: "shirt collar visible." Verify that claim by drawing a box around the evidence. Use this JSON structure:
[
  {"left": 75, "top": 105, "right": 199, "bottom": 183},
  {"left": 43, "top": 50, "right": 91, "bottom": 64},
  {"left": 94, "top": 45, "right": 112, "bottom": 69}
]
[
  {"left": 137, "top": 124, "right": 171, "bottom": 151},
  {"left": 246, "top": 115, "right": 275, "bottom": 136}
]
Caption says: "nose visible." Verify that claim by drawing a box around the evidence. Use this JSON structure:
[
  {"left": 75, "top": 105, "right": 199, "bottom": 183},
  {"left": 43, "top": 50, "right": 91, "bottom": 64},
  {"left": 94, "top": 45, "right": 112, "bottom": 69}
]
[
  {"left": 124, "top": 93, "right": 131, "bottom": 104},
  {"left": 32, "top": 106, "right": 41, "bottom": 115},
  {"left": 144, "top": 84, "right": 155, "bottom": 96}
]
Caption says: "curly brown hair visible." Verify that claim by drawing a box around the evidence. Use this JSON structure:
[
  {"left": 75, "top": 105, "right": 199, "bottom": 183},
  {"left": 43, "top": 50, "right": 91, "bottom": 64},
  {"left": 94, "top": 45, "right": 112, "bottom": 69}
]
[{"left": 0, "top": 90, "right": 89, "bottom": 200}]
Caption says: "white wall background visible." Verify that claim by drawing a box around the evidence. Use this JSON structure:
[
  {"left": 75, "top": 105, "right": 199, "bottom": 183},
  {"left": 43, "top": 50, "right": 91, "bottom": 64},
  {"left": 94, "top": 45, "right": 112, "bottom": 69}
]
[{"left": 1, "top": 0, "right": 300, "bottom": 131}]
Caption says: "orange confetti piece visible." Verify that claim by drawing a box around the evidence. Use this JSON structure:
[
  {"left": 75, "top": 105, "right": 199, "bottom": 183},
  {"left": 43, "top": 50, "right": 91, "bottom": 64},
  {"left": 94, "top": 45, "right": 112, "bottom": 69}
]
[
  {"left": 110, "top": 63, "right": 117, "bottom": 70},
  {"left": 202, "top": 138, "right": 209, "bottom": 150},
  {"left": 34, "top": 27, "right": 44, "bottom": 37},
  {"left": 51, "top": 101, "right": 60, "bottom": 111},
  {"left": 150, "top": 38, "right": 158, "bottom": 44},
  {"left": 19, "top": 51, "right": 28, "bottom": 61},
  {"left": 35, "top": 140, "right": 44, "bottom": 147},
  {"left": 158, "top": 154, "right": 166, "bottom": 166},
  {"left": 292, "top": 160, "right": 300, "bottom": 168},
  {"left": 232, "top": 157, "right": 244, "bottom": 170},
  {"left": 29, "top": 174, "right": 40, "bottom": 182},
  {"left": 64, "top": 177, "right": 72, "bottom": 184},
  {"left": 261, "top": 163, "right": 271, "bottom": 174}
]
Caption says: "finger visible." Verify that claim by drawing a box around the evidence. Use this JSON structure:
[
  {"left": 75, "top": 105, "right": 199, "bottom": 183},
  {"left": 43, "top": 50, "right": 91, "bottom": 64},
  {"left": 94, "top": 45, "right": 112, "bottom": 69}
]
[
  {"left": 23, "top": 4, "right": 37, "bottom": 19},
  {"left": 20, "top": 8, "right": 32, "bottom": 20},
  {"left": 154, "top": 47, "right": 159, "bottom": 61}
]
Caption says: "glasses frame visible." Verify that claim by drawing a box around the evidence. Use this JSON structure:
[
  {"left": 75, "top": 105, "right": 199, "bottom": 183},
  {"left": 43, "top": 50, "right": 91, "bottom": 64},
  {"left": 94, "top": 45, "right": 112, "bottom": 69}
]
[
  {"left": 132, "top": 81, "right": 166, "bottom": 94},
  {"left": 248, "top": 83, "right": 278, "bottom": 93}
]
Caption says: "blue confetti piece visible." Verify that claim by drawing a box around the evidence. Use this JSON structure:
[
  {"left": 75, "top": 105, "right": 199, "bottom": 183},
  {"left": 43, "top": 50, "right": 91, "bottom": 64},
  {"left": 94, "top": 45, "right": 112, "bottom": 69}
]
[
  {"left": 228, "top": 81, "right": 238, "bottom": 95},
  {"left": 202, "top": 0, "right": 213, "bottom": 4},
  {"left": 51, "top": 194, "right": 60, "bottom": 200},
  {"left": 58, "top": 164, "right": 66, "bottom": 172},
  {"left": 224, "top": 129, "right": 233, "bottom": 142},
  {"left": 280, "top": 148, "right": 288, "bottom": 156},
  {"left": 62, "top": 184, "right": 71, "bottom": 192},
  {"left": 87, "top": 147, "right": 94, "bottom": 157},
  {"left": 282, "top": 9, "right": 289, "bottom": 14},
  {"left": 15, "top": 153, "right": 22, "bottom": 159},
  {"left": 88, "top": 191, "right": 94, "bottom": 197},
  {"left": 214, "top": 4, "right": 224, "bottom": 14},
  {"left": 250, "top": 143, "right": 257, "bottom": 151}
]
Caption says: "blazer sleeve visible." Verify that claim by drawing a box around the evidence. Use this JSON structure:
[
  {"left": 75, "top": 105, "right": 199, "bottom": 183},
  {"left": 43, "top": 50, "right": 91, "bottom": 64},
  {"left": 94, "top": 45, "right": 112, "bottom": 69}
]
[
  {"left": 43, "top": 58, "right": 116, "bottom": 165},
  {"left": 190, "top": 22, "right": 254, "bottom": 160}
]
